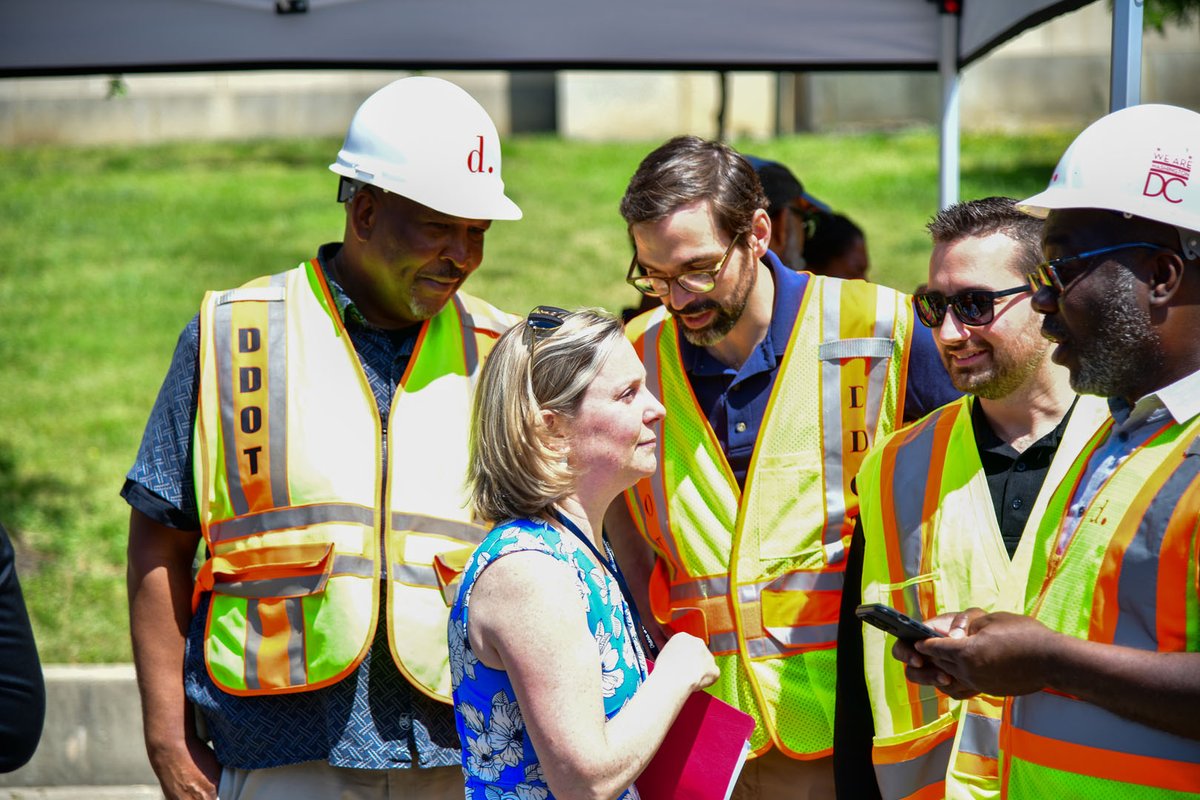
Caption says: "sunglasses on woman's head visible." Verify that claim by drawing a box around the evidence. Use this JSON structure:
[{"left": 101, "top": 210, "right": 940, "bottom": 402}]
[
  {"left": 523, "top": 305, "right": 569, "bottom": 352},
  {"left": 913, "top": 285, "right": 1028, "bottom": 328}
]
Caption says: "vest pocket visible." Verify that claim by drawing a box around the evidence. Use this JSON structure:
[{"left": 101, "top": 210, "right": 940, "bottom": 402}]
[
  {"left": 202, "top": 542, "right": 335, "bottom": 600},
  {"left": 753, "top": 453, "right": 824, "bottom": 563}
]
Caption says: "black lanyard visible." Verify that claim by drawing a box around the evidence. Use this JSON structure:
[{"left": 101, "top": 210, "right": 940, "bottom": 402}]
[{"left": 552, "top": 509, "right": 661, "bottom": 660}]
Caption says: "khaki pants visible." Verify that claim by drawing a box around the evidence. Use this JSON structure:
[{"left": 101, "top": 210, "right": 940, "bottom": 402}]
[
  {"left": 729, "top": 750, "right": 835, "bottom": 800},
  {"left": 218, "top": 760, "right": 464, "bottom": 800}
]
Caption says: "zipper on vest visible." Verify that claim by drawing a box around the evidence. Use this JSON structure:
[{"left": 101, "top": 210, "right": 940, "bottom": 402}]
[{"left": 379, "top": 418, "right": 389, "bottom": 582}]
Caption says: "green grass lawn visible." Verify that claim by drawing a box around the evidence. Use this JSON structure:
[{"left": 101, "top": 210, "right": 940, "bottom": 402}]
[{"left": 0, "top": 128, "right": 1075, "bottom": 662}]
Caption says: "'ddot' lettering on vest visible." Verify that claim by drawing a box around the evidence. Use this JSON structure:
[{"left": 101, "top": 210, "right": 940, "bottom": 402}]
[
  {"left": 850, "top": 430, "right": 870, "bottom": 453},
  {"left": 238, "top": 327, "right": 261, "bottom": 353},
  {"left": 244, "top": 445, "right": 262, "bottom": 476},
  {"left": 240, "top": 366, "right": 262, "bottom": 393},
  {"left": 849, "top": 385, "right": 865, "bottom": 409},
  {"left": 241, "top": 406, "right": 262, "bottom": 434}
]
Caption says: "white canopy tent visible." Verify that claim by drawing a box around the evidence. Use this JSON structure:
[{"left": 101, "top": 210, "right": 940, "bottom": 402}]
[{"left": 0, "top": 0, "right": 1141, "bottom": 206}]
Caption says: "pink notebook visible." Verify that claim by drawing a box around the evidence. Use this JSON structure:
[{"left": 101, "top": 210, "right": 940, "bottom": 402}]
[{"left": 636, "top": 682, "right": 756, "bottom": 800}]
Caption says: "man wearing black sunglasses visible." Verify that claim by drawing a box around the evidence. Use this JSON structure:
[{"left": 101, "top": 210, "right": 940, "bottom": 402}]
[
  {"left": 834, "top": 197, "right": 1109, "bottom": 800},
  {"left": 606, "top": 135, "right": 959, "bottom": 799},
  {"left": 894, "top": 104, "right": 1200, "bottom": 797}
]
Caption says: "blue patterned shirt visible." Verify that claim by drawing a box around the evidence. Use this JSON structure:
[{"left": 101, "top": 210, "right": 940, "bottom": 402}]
[
  {"left": 450, "top": 518, "right": 648, "bottom": 800},
  {"left": 122, "top": 243, "right": 462, "bottom": 770}
]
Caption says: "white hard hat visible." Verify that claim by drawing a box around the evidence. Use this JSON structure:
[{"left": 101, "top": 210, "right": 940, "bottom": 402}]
[
  {"left": 1017, "top": 103, "right": 1200, "bottom": 258},
  {"left": 330, "top": 76, "right": 522, "bottom": 221}
]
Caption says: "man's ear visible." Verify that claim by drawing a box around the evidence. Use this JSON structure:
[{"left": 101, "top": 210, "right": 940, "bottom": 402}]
[
  {"left": 346, "top": 187, "right": 379, "bottom": 243},
  {"left": 750, "top": 207, "right": 772, "bottom": 259},
  {"left": 1146, "top": 249, "right": 1187, "bottom": 307}
]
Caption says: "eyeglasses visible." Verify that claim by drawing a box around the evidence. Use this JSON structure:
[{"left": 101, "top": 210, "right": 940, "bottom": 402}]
[
  {"left": 1025, "top": 242, "right": 1165, "bottom": 294},
  {"left": 914, "top": 285, "right": 1029, "bottom": 328},
  {"left": 626, "top": 234, "right": 743, "bottom": 298},
  {"left": 523, "top": 305, "right": 569, "bottom": 353}
]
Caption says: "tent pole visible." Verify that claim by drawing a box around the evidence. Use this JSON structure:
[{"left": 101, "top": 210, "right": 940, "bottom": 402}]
[
  {"left": 938, "top": 11, "right": 960, "bottom": 210},
  {"left": 1110, "top": 0, "right": 1143, "bottom": 111}
]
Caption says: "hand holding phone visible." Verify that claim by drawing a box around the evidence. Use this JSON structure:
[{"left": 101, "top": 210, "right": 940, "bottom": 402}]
[{"left": 855, "top": 603, "right": 945, "bottom": 643}]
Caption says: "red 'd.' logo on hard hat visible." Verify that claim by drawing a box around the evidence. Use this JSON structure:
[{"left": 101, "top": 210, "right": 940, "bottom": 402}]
[
  {"left": 466, "top": 135, "right": 495, "bottom": 175},
  {"left": 1143, "top": 148, "right": 1192, "bottom": 205}
]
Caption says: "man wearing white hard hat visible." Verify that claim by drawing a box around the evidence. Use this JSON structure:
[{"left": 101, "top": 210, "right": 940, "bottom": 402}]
[
  {"left": 893, "top": 103, "right": 1200, "bottom": 798},
  {"left": 124, "top": 76, "right": 521, "bottom": 800}
]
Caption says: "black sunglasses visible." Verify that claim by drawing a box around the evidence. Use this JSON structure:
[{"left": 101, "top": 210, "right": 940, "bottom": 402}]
[
  {"left": 914, "top": 285, "right": 1028, "bottom": 328},
  {"left": 1025, "top": 242, "right": 1166, "bottom": 294}
]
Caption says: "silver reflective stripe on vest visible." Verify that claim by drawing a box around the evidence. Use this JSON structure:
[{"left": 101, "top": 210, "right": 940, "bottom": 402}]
[
  {"left": 819, "top": 279, "right": 848, "bottom": 556},
  {"left": 1013, "top": 691, "right": 1200, "bottom": 763},
  {"left": 392, "top": 562, "right": 439, "bottom": 587},
  {"left": 214, "top": 554, "right": 375, "bottom": 599},
  {"left": 1112, "top": 454, "right": 1200, "bottom": 650},
  {"left": 710, "top": 631, "right": 740, "bottom": 654},
  {"left": 266, "top": 273, "right": 289, "bottom": 508},
  {"left": 669, "top": 574, "right": 730, "bottom": 601},
  {"left": 209, "top": 503, "right": 375, "bottom": 544},
  {"left": 957, "top": 710, "right": 1001, "bottom": 759},
  {"left": 244, "top": 597, "right": 305, "bottom": 690},
  {"left": 746, "top": 622, "right": 840, "bottom": 656},
  {"left": 890, "top": 412, "right": 943, "bottom": 594},
  {"left": 887, "top": 411, "right": 945, "bottom": 724},
  {"left": 214, "top": 281, "right": 288, "bottom": 517},
  {"left": 760, "top": 569, "right": 844, "bottom": 593},
  {"left": 875, "top": 732, "right": 955, "bottom": 799},
  {"left": 390, "top": 513, "right": 488, "bottom": 544}
]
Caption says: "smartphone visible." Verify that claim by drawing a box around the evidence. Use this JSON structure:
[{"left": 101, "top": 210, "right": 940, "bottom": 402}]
[{"left": 855, "top": 603, "right": 945, "bottom": 643}]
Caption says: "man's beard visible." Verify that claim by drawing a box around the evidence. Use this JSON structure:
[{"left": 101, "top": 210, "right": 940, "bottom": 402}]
[
  {"left": 1061, "top": 269, "right": 1163, "bottom": 398},
  {"left": 670, "top": 258, "right": 755, "bottom": 347},
  {"left": 941, "top": 322, "right": 1050, "bottom": 400}
]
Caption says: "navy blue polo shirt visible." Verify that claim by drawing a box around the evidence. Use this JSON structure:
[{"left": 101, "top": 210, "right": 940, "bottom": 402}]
[{"left": 681, "top": 251, "right": 959, "bottom": 488}]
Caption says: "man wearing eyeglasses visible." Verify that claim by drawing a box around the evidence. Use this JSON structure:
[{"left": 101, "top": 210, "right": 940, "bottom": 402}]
[
  {"left": 892, "top": 104, "right": 1200, "bottom": 798},
  {"left": 122, "top": 78, "right": 521, "bottom": 800},
  {"left": 605, "top": 135, "right": 959, "bottom": 798},
  {"left": 832, "top": 197, "right": 1109, "bottom": 800}
]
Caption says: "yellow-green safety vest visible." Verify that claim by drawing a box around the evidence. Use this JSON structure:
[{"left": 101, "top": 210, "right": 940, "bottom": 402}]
[
  {"left": 1000, "top": 411, "right": 1200, "bottom": 798},
  {"left": 857, "top": 394, "right": 1108, "bottom": 800},
  {"left": 193, "top": 259, "right": 515, "bottom": 701},
  {"left": 624, "top": 275, "right": 914, "bottom": 758}
]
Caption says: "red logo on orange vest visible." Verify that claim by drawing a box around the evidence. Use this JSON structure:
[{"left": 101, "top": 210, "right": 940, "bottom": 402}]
[{"left": 1143, "top": 148, "right": 1192, "bottom": 205}]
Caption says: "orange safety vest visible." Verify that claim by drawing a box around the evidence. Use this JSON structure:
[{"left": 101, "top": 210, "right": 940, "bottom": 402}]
[
  {"left": 1000, "top": 412, "right": 1200, "bottom": 798},
  {"left": 857, "top": 394, "right": 1108, "bottom": 800},
  {"left": 624, "top": 274, "right": 914, "bottom": 758},
  {"left": 193, "top": 259, "right": 515, "bottom": 699}
]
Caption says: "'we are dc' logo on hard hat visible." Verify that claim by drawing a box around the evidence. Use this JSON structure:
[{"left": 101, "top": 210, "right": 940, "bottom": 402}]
[
  {"left": 466, "top": 135, "right": 495, "bottom": 175},
  {"left": 1143, "top": 148, "right": 1193, "bottom": 205}
]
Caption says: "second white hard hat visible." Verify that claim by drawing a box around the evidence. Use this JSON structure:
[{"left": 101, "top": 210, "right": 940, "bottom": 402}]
[
  {"left": 330, "top": 76, "right": 522, "bottom": 221},
  {"left": 1018, "top": 104, "right": 1200, "bottom": 259}
]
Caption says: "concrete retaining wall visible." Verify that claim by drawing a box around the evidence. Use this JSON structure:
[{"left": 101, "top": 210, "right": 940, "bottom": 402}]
[{"left": 0, "top": 666, "right": 158, "bottom": 792}]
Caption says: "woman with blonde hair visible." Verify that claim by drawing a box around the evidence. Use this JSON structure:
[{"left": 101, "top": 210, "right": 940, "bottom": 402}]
[{"left": 449, "top": 306, "right": 718, "bottom": 800}]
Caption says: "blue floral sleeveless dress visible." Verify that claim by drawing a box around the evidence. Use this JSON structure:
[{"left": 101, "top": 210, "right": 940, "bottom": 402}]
[{"left": 449, "top": 516, "right": 648, "bottom": 800}]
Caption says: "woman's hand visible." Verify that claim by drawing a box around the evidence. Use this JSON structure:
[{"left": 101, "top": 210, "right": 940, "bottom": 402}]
[{"left": 655, "top": 632, "right": 719, "bottom": 693}]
